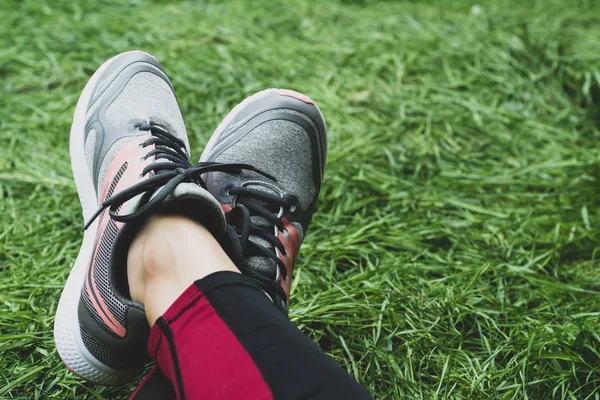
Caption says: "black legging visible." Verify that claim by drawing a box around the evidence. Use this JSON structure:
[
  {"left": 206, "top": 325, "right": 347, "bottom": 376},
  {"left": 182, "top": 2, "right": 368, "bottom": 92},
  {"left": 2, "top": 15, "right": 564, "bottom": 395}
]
[{"left": 130, "top": 271, "right": 373, "bottom": 400}]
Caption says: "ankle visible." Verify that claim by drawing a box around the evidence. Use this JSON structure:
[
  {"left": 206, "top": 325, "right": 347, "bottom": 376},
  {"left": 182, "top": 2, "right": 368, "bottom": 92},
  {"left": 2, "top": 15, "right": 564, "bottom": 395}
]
[{"left": 127, "top": 214, "right": 239, "bottom": 325}]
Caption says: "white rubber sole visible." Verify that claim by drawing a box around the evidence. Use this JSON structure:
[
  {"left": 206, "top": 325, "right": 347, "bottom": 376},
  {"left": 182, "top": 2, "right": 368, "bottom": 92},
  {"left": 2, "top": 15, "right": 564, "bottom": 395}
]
[{"left": 53, "top": 51, "right": 148, "bottom": 385}]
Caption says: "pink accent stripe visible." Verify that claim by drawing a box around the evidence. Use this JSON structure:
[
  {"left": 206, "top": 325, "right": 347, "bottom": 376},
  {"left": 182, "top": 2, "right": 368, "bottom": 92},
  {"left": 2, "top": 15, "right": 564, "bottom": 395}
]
[
  {"left": 276, "top": 218, "right": 301, "bottom": 300},
  {"left": 275, "top": 89, "right": 316, "bottom": 105},
  {"left": 85, "top": 136, "right": 152, "bottom": 338},
  {"left": 85, "top": 210, "right": 126, "bottom": 337},
  {"left": 99, "top": 136, "right": 150, "bottom": 201}
]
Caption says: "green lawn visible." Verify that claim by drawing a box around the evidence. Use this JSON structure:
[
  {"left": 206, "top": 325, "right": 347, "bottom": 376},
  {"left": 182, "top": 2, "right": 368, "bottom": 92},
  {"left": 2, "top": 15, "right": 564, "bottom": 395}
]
[{"left": 1, "top": 0, "right": 600, "bottom": 398}]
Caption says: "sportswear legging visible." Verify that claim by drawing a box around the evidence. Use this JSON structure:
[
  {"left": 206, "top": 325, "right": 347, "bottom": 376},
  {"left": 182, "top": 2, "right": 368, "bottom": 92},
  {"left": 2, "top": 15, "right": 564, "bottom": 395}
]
[{"left": 129, "top": 271, "right": 374, "bottom": 400}]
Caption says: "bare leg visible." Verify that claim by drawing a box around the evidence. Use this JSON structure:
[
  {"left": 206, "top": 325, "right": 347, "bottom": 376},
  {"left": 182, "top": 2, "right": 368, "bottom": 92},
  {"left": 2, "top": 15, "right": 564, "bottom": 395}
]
[
  {"left": 127, "top": 215, "right": 240, "bottom": 326},
  {"left": 127, "top": 215, "right": 373, "bottom": 400}
]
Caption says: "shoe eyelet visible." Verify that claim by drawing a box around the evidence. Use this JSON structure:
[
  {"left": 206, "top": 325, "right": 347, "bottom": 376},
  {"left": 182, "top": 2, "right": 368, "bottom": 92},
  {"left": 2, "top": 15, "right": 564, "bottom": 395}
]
[{"left": 221, "top": 183, "right": 235, "bottom": 198}]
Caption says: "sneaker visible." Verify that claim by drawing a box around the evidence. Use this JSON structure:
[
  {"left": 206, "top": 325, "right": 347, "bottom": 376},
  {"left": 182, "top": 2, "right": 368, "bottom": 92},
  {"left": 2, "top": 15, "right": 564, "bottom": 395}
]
[
  {"left": 53, "top": 51, "right": 229, "bottom": 385},
  {"left": 200, "top": 89, "right": 328, "bottom": 312}
]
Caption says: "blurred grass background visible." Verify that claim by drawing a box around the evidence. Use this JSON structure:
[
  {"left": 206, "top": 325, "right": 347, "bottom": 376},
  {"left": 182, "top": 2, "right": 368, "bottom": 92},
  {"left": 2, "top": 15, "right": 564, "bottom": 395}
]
[{"left": 1, "top": 0, "right": 600, "bottom": 398}]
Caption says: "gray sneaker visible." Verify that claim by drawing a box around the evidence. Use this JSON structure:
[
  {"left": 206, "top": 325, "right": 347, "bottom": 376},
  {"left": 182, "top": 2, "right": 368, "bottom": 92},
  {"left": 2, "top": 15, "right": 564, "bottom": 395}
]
[
  {"left": 200, "top": 89, "right": 328, "bottom": 312},
  {"left": 54, "top": 51, "right": 229, "bottom": 385}
]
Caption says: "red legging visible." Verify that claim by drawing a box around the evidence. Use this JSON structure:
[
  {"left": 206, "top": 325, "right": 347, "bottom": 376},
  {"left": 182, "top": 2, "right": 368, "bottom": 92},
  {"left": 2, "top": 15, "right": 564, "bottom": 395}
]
[{"left": 129, "top": 271, "right": 373, "bottom": 400}]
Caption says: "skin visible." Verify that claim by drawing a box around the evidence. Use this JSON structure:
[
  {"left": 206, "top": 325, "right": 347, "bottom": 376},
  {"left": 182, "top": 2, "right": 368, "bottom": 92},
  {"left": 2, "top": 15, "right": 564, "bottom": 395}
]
[{"left": 127, "top": 214, "right": 240, "bottom": 326}]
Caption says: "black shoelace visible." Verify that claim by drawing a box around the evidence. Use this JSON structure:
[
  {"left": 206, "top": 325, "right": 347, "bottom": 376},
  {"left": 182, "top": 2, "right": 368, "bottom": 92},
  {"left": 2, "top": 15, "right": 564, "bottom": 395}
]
[
  {"left": 83, "top": 122, "right": 268, "bottom": 229},
  {"left": 224, "top": 185, "right": 299, "bottom": 303}
]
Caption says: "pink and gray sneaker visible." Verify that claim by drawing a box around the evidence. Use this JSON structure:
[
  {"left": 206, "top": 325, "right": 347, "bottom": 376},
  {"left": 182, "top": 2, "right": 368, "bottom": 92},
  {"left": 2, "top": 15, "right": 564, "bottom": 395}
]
[
  {"left": 201, "top": 89, "right": 328, "bottom": 312},
  {"left": 53, "top": 51, "right": 235, "bottom": 385}
]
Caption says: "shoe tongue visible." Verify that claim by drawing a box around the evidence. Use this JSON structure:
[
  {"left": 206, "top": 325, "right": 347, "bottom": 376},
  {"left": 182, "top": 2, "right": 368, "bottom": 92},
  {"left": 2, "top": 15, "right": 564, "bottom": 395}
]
[
  {"left": 239, "top": 181, "right": 284, "bottom": 281},
  {"left": 237, "top": 179, "right": 286, "bottom": 221},
  {"left": 246, "top": 252, "right": 278, "bottom": 280}
]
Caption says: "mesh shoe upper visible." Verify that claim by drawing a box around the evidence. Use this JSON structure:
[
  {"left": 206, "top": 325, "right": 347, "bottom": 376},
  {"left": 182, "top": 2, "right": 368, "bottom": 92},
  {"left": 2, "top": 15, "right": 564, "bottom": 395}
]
[
  {"left": 202, "top": 89, "right": 328, "bottom": 312},
  {"left": 84, "top": 52, "right": 189, "bottom": 197},
  {"left": 76, "top": 53, "right": 227, "bottom": 372}
]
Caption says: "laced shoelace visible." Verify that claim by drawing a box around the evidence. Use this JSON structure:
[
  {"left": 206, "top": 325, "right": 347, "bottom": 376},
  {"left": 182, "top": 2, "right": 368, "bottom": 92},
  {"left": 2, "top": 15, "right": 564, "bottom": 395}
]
[
  {"left": 84, "top": 122, "right": 269, "bottom": 230},
  {"left": 224, "top": 185, "right": 299, "bottom": 302}
]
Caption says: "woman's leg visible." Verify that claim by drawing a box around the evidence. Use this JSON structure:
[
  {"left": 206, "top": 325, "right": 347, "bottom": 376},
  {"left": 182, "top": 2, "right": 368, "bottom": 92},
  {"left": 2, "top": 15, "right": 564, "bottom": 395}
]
[{"left": 127, "top": 215, "right": 373, "bottom": 400}]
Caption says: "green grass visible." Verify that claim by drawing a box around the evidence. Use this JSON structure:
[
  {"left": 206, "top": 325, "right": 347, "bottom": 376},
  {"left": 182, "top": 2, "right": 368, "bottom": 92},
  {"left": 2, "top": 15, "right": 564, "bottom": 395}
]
[{"left": 1, "top": 0, "right": 600, "bottom": 398}]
